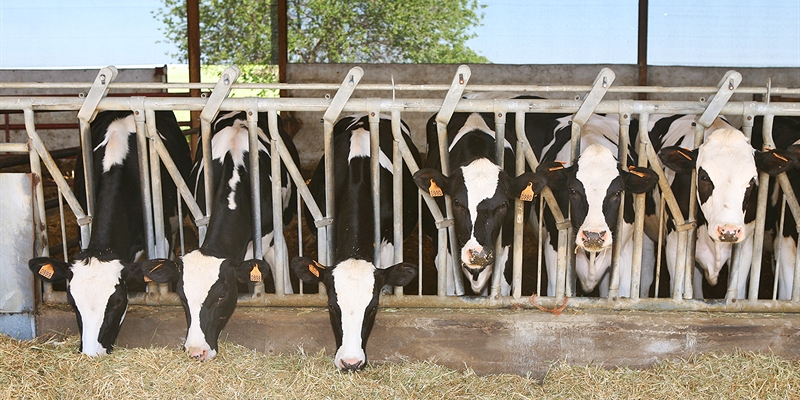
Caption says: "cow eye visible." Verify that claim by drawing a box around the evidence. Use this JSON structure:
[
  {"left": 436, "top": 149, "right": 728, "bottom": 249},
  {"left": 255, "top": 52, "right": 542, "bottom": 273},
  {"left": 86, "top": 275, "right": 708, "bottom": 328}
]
[
  {"left": 495, "top": 202, "right": 508, "bottom": 215},
  {"left": 218, "top": 294, "right": 225, "bottom": 302}
]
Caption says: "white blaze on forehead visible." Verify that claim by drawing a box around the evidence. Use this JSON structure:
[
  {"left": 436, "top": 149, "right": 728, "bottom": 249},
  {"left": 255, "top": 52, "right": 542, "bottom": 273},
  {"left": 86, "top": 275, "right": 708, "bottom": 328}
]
[
  {"left": 449, "top": 113, "right": 513, "bottom": 152},
  {"left": 68, "top": 257, "right": 125, "bottom": 356},
  {"left": 575, "top": 144, "right": 619, "bottom": 229},
  {"left": 181, "top": 250, "right": 224, "bottom": 351},
  {"left": 347, "top": 127, "right": 393, "bottom": 171},
  {"left": 461, "top": 158, "right": 502, "bottom": 233},
  {"left": 332, "top": 259, "right": 376, "bottom": 366},
  {"left": 95, "top": 115, "right": 135, "bottom": 173}
]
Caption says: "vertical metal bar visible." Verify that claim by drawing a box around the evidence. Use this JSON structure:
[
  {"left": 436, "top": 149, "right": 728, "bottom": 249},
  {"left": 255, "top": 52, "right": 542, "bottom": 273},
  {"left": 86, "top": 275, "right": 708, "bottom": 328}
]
[
  {"left": 199, "top": 118, "right": 212, "bottom": 245},
  {"left": 245, "top": 104, "right": 265, "bottom": 295},
  {"left": 27, "top": 126, "right": 48, "bottom": 259},
  {"left": 743, "top": 108, "right": 766, "bottom": 302},
  {"left": 268, "top": 109, "right": 286, "bottom": 296},
  {"left": 637, "top": 0, "right": 649, "bottom": 100},
  {"left": 773, "top": 197, "right": 786, "bottom": 300},
  {"left": 177, "top": 186, "right": 185, "bottom": 256},
  {"left": 133, "top": 103, "right": 156, "bottom": 260},
  {"left": 145, "top": 108, "right": 167, "bottom": 259},
  {"left": 608, "top": 112, "right": 630, "bottom": 300},
  {"left": 322, "top": 117, "right": 335, "bottom": 266},
  {"left": 512, "top": 111, "right": 526, "bottom": 299},
  {"left": 491, "top": 103, "right": 507, "bottom": 297},
  {"left": 78, "top": 119, "right": 95, "bottom": 231},
  {"left": 391, "top": 111, "right": 405, "bottom": 296},
  {"left": 368, "top": 102, "right": 382, "bottom": 271},
  {"left": 630, "top": 110, "right": 648, "bottom": 300}
]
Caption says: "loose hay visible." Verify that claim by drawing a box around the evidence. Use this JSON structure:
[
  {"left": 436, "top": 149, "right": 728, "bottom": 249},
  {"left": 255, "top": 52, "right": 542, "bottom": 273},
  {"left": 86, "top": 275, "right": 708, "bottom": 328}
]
[{"left": 1, "top": 334, "right": 798, "bottom": 399}]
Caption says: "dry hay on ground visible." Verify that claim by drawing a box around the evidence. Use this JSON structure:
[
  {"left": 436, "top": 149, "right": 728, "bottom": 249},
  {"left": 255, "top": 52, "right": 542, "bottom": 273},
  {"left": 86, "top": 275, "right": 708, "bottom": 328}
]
[{"left": 1, "top": 334, "right": 798, "bottom": 399}]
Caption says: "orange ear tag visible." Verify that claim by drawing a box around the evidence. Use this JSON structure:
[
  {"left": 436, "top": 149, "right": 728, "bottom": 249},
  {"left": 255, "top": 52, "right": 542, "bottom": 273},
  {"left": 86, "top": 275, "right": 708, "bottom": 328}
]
[
  {"left": 774, "top": 153, "right": 789, "bottom": 162},
  {"left": 678, "top": 149, "right": 692, "bottom": 160},
  {"left": 39, "top": 264, "right": 54, "bottom": 280},
  {"left": 143, "top": 276, "right": 153, "bottom": 283},
  {"left": 250, "top": 265, "right": 262, "bottom": 282},
  {"left": 519, "top": 182, "right": 535, "bottom": 202},
  {"left": 428, "top": 179, "right": 443, "bottom": 197},
  {"left": 628, "top": 166, "right": 646, "bottom": 178},
  {"left": 548, "top": 161, "right": 565, "bottom": 172},
  {"left": 310, "top": 260, "right": 325, "bottom": 277}
]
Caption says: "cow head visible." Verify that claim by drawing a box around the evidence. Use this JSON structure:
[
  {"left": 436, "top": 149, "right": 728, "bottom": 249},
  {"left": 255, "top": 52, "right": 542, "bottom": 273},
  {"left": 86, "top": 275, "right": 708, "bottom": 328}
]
[
  {"left": 291, "top": 256, "right": 416, "bottom": 371},
  {"left": 661, "top": 129, "right": 795, "bottom": 244},
  {"left": 176, "top": 250, "right": 271, "bottom": 361},
  {"left": 29, "top": 254, "right": 178, "bottom": 356},
  {"left": 414, "top": 163, "right": 546, "bottom": 293},
  {"left": 538, "top": 145, "right": 658, "bottom": 291}
]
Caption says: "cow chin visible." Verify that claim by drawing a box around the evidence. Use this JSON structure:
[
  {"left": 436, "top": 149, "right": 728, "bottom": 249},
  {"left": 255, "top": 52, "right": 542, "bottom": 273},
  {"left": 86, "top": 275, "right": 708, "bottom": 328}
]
[{"left": 460, "top": 262, "right": 493, "bottom": 294}]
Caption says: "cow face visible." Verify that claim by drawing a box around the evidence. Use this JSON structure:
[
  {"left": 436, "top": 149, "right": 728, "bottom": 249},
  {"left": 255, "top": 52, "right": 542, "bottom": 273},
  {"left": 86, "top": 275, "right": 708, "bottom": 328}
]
[
  {"left": 29, "top": 255, "right": 178, "bottom": 356},
  {"left": 176, "top": 250, "right": 269, "bottom": 361},
  {"left": 538, "top": 145, "right": 658, "bottom": 291},
  {"left": 291, "top": 257, "right": 416, "bottom": 371},
  {"left": 660, "top": 129, "right": 762, "bottom": 245},
  {"left": 414, "top": 163, "right": 545, "bottom": 293}
]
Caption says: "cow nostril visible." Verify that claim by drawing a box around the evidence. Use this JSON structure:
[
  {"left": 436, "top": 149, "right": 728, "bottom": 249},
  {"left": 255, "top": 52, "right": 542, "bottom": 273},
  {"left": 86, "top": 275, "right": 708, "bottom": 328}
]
[{"left": 341, "top": 359, "right": 364, "bottom": 371}]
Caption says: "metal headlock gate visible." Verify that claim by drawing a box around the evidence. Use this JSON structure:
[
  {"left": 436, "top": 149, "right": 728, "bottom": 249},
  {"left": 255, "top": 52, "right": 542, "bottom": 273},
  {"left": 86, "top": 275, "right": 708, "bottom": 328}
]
[{"left": 3, "top": 65, "right": 800, "bottom": 313}]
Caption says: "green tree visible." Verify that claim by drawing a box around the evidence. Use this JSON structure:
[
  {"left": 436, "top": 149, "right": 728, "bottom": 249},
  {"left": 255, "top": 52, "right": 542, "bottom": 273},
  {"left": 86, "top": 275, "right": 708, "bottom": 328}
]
[{"left": 157, "top": 0, "right": 488, "bottom": 68}]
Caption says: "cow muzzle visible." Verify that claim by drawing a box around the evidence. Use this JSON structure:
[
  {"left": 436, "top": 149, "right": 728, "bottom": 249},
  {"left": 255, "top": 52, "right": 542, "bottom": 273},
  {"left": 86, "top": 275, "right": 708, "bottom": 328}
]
[
  {"left": 466, "top": 248, "right": 494, "bottom": 267},
  {"left": 578, "top": 230, "right": 609, "bottom": 251},
  {"left": 339, "top": 358, "right": 365, "bottom": 371},
  {"left": 186, "top": 345, "right": 216, "bottom": 362},
  {"left": 715, "top": 225, "right": 743, "bottom": 243}
]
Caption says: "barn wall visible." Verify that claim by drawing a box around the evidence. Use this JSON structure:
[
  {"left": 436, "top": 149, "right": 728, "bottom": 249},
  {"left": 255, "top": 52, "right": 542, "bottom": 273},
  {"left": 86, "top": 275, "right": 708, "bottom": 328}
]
[
  {"left": 287, "top": 63, "right": 800, "bottom": 169},
  {"left": 0, "top": 67, "right": 168, "bottom": 150}
]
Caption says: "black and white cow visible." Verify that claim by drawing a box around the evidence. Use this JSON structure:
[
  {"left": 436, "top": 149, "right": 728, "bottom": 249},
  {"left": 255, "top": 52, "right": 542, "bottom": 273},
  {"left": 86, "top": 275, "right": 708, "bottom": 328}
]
[
  {"left": 751, "top": 115, "right": 800, "bottom": 300},
  {"left": 414, "top": 104, "right": 546, "bottom": 296},
  {"left": 291, "top": 114, "right": 419, "bottom": 371},
  {"left": 535, "top": 113, "right": 659, "bottom": 298},
  {"left": 649, "top": 114, "right": 793, "bottom": 299},
  {"left": 29, "top": 110, "right": 191, "bottom": 356},
  {"left": 165, "top": 111, "right": 300, "bottom": 361}
]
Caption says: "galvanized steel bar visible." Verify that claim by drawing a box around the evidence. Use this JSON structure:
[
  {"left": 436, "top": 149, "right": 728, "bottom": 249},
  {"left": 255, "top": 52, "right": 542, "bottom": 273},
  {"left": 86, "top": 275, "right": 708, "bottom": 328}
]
[
  {"left": 512, "top": 112, "right": 526, "bottom": 299},
  {"left": 132, "top": 100, "right": 156, "bottom": 260},
  {"left": 573, "top": 68, "right": 615, "bottom": 126},
  {"left": 391, "top": 111, "right": 405, "bottom": 295},
  {"left": 244, "top": 100, "right": 265, "bottom": 296},
  {"left": 744, "top": 105, "right": 768, "bottom": 302},
  {"left": 267, "top": 109, "right": 287, "bottom": 296},
  {"left": 23, "top": 109, "right": 91, "bottom": 247},
  {"left": 144, "top": 107, "right": 168, "bottom": 259},
  {"left": 368, "top": 101, "right": 382, "bottom": 270},
  {"left": 491, "top": 104, "right": 507, "bottom": 297}
]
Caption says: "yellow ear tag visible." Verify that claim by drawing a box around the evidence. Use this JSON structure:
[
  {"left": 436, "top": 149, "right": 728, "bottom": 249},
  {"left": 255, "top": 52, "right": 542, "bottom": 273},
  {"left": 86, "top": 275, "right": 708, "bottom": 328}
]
[
  {"left": 628, "top": 165, "right": 646, "bottom": 178},
  {"left": 249, "top": 265, "right": 262, "bottom": 282},
  {"left": 428, "top": 179, "right": 443, "bottom": 197},
  {"left": 39, "top": 264, "right": 54, "bottom": 280},
  {"left": 309, "top": 260, "right": 325, "bottom": 278},
  {"left": 519, "top": 182, "right": 535, "bottom": 202}
]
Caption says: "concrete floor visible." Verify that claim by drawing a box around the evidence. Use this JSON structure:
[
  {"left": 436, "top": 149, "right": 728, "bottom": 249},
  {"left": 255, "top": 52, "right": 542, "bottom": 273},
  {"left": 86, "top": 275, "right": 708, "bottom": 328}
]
[{"left": 36, "top": 304, "right": 800, "bottom": 376}]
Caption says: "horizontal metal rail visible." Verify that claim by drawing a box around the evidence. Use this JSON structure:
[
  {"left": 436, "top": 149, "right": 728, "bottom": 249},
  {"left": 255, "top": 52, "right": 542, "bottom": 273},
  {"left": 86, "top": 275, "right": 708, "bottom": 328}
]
[{"left": 7, "top": 66, "right": 800, "bottom": 313}]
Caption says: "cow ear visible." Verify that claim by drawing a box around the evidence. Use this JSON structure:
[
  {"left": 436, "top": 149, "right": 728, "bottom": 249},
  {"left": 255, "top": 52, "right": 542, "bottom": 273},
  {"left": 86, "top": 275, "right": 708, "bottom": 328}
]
[
  {"left": 659, "top": 146, "right": 697, "bottom": 172},
  {"left": 380, "top": 263, "right": 418, "bottom": 287},
  {"left": 127, "top": 259, "right": 181, "bottom": 284},
  {"left": 29, "top": 257, "right": 72, "bottom": 283},
  {"left": 509, "top": 172, "right": 547, "bottom": 201},
  {"left": 235, "top": 259, "right": 271, "bottom": 283},
  {"left": 755, "top": 148, "right": 796, "bottom": 176},
  {"left": 413, "top": 168, "right": 448, "bottom": 197},
  {"left": 623, "top": 166, "right": 659, "bottom": 194},
  {"left": 536, "top": 161, "right": 569, "bottom": 189},
  {"left": 290, "top": 257, "right": 327, "bottom": 284}
]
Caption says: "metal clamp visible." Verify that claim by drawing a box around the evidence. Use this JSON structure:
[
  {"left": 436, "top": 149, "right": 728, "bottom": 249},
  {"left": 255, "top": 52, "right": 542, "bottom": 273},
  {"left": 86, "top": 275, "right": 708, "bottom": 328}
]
[
  {"left": 573, "top": 68, "right": 615, "bottom": 126},
  {"left": 322, "top": 66, "right": 363, "bottom": 125},
  {"left": 696, "top": 70, "right": 741, "bottom": 128},
  {"left": 77, "top": 66, "right": 118, "bottom": 123},
  {"left": 200, "top": 65, "right": 240, "bottom": 124}
]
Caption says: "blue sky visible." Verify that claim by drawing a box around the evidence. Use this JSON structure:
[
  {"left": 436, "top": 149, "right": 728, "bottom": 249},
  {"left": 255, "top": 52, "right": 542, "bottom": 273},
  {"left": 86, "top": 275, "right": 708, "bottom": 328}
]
[{"left": 1, "top": 0, "right": 798, "bottom": 68}]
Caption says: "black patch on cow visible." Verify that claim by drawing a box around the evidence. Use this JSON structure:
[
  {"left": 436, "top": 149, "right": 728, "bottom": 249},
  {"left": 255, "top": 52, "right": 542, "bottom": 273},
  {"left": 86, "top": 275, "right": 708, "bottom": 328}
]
[{"left": 696, "top": 167, "right": 715, "bottom": 205}]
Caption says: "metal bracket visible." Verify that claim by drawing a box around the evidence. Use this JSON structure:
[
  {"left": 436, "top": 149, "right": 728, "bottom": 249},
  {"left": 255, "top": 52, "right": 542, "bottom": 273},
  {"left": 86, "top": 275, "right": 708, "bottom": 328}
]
[
  {"left": 696, "top": 70, "right": 741, "bottom": 128},
  {"left": 77, "top": 66, "right": 118, "bottom": 123},
  {"left": 573, "top": 68, "right": 615, "bottom": 126},
  {"left": 322, "top": 67, "right": 363, "bottom": 125},
  {"left": 556, "top": 220, "right": 572, "bottom": 231},
  {"left": 314, "top": 217, "right": 334, "bottom": 228},
  {"left": 195, "top": 216, "right": 210, "bottom": 228},
  {"left": 435, "top": 219, "right": 454, "bottom": 229},
  {"left": 435, "top": 65, "right": 471, "bottom": 127},
  {"left": 200, "top": 65, "right": 240, "bottom": 124},
  {"left": 675, "top": 221, "right": 697, "bottom": 232}
]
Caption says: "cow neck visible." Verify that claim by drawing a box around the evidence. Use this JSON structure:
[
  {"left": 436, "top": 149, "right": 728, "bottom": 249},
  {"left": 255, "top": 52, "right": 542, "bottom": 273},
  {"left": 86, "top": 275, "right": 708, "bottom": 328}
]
[
  {"left": 200, "top": 155, "right": 256, "bottom": 261},
  {"left": 86, "top": 158, "right": 144, "bottom": 262},
  {"left": 332, "top": 157, "right": 378, "bottom": 264}
]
